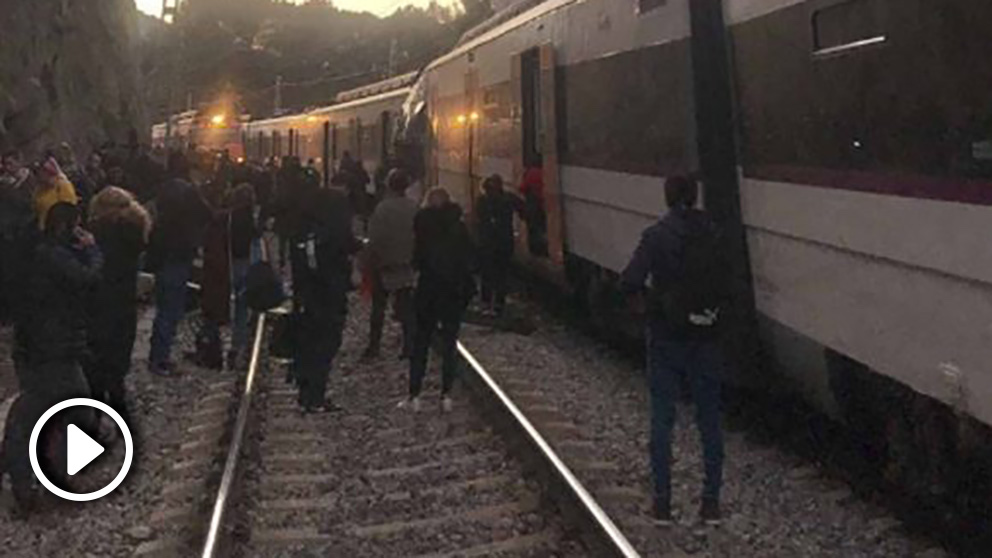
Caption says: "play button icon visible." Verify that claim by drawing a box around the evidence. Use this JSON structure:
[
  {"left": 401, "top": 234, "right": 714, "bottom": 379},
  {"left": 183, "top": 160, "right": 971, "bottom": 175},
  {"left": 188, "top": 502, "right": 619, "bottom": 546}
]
[
  {"left": 30, "top": 398, "right": 134, "bottom": 502},
  {"left": 66, "top": 424, "right": 106, "bottom": 476}
]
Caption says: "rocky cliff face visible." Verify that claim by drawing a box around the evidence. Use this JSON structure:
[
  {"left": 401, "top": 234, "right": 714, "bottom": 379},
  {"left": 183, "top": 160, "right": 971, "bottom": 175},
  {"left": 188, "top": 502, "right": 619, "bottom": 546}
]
[{"left": 0, "top": 0, "right": 145, "bottom": 157}]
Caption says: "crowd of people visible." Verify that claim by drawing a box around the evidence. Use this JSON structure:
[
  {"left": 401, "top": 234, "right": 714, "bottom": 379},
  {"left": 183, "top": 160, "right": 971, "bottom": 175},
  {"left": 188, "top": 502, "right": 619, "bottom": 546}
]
[
  {"left": 0, "top": 137, "right": 727, "bottom": 525},
  {"left": 0, "top": 138, "right": 530, "bottom": 512}
]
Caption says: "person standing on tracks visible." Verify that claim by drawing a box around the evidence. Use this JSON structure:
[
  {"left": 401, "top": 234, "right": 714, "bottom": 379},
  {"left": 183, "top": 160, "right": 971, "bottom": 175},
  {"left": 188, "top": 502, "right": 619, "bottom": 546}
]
[
  {"left": 0, "top": 150, "right": 38, "bottom": 326},
  {"left": 84, "top": 187, "right": 151, "bottom": 431},
  {"left": 475, "top": 174, "right": 523, "bottom": 318},
  {"left": 362, "top": 168, "right": 418, "bottom": 361},
  {"left": 620, "top": 175, "right": 727, "bottom": 526},
  {"left": 194, "top": 179, "right": 233, "bottom": 371},
  {"left": 2, "top": 202, "right": 101, "bottom": 512},
  {"left": 339, "top": 151, "right": 371, "bottom": 228},
  {"left": 147, "top": 152, "right": 211, "bottom": 377},
  {"left": 228, "top": 183, "right": 259, "bottom": 369},
  {"left": 294, "top": 183, "right": 360, "bottom": 413},
  {"left": 401, "top": 188, "right": 475, "bottom": 413}
]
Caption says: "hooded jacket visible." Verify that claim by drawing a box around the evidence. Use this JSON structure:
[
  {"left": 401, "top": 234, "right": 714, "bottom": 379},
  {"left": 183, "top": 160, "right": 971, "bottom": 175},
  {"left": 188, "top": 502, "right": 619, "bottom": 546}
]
[
  {"left": 621, "top": 207, "right": 723, "bottom": 335},
  {"left": 475, "top": 190, "right": 522, "bottom": 256},
  {"left": 413, "top": 202, "right": 476, "bottom": 303},
  {"left": 87, "top": 189, "right": 151, "bottom": 375},
  {"left": 26, "top": 232, "right": 103, "bottom": 364}
]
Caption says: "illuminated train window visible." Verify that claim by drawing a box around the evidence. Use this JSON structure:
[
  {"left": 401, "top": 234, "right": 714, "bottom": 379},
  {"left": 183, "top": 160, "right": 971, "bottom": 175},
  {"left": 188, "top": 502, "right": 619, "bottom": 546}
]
[{"left": 812, "top": 0, "right": 887, "bottom": 57}]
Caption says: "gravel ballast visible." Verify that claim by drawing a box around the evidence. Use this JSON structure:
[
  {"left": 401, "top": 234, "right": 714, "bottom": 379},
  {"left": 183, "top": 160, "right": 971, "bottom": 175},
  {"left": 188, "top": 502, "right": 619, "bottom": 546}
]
[
  {"left": 0, "top": 310, "right": 223, "bottom": 557},
  {"left": 460, "top": 302, "right": 952, "bottom": 558}
]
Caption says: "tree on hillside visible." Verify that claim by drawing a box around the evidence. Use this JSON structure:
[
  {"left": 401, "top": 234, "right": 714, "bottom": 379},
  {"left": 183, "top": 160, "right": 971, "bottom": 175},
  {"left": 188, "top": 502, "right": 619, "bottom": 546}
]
[{"left": 143, "top": 0, "right": 493, "bottom": 120}]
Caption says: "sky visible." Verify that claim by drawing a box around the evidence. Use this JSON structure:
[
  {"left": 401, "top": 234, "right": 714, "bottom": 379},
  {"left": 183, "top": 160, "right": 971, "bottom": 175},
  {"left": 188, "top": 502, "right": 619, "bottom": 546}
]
[{"left": 135, "top": 0, "right": 457, "bottom": 19}]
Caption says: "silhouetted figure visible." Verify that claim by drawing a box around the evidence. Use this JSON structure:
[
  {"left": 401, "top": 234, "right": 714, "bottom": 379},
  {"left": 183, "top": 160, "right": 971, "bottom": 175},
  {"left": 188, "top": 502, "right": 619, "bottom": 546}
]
[
  {"left": 620, "top": 175, "right": 727, "bottom": 526},
  {"left": 475, "top": 174, "right": 523, "bottom": 316},
  {"left": 364, "top": 169, "right": 417, "bottom": 360},
  {"left": 402, "top": 188, "right": 475, "bottom": 413}
]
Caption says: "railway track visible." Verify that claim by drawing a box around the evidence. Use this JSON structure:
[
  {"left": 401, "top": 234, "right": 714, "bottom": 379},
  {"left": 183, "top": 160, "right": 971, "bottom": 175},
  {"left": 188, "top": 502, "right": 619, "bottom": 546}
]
[{"left": 197, "top": 304, "right": 640, "bottom": 558}]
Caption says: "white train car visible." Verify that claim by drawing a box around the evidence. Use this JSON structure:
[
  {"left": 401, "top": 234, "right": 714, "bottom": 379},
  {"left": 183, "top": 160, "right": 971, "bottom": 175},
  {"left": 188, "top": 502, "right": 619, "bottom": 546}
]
[
  {"left": 150, "top": 110, "right": 246, "bottom": 159},
  {"left": 244, "top": 73, "right": 417, "bottom": 184},
  {"left": 402, "top": 0, "right": 992, "bottom": 505}
]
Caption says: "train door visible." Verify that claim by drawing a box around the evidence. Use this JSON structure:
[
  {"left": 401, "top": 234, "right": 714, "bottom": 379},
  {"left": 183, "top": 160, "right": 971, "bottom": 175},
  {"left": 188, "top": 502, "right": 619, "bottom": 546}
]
[
  {"left": 380, "top": 111, "right": 391, "bottom": 163},
  {"left": 331, "top": 123, "right": 339, "bottom": 171},
  {"left": 464, "top": 66, "right": 481, "bottom": 219},
  {"left": 513, "top": 44, "right": 565, "bottom": 269},
  {"left": 322, "top": 121, "right": 331, "bottom": 187},
  {"left": 354, "top": 118, "right": 363, "bottom": 161}
]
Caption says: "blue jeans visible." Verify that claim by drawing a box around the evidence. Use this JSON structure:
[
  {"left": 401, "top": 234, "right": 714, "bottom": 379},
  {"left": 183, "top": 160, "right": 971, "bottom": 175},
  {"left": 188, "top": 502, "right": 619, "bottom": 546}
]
[
  {"left": 149, "top": 261, "right": 192, "bottom": 369},
  {"left": 231, "top": 258, "right": 251, "bottom": 354},
  {"left": 648, "top": 328, "right": 724, "bottom": 503}
]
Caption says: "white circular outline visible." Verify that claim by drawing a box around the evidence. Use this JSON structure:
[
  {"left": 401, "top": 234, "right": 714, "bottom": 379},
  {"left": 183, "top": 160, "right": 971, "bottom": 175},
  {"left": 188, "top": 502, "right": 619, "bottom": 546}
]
[{"left": 28, "top": 398, "right": 134, "bottom": 502}]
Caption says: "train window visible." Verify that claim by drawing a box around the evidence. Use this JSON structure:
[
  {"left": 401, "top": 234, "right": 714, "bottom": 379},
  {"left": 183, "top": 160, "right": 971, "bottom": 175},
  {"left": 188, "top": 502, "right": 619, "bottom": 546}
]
[
  {"left": 637, "top": 0, "right": 666, "bottom": 14},
  {"left": 323, "top": 121, "right": 331, "bottom": 186},
  {"left": 812, "top": 0, "right": 886, "bottom": 57}
]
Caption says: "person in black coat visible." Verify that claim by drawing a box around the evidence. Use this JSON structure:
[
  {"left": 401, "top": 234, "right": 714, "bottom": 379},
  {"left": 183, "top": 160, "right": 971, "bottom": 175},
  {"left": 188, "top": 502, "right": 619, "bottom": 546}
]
[
  {"left": 402, "top": 188, "right": 475, "bottom": 413},
  {"left": 295, "top": 185, "right": 361, "bottom": 413},
  {"left": 147, "top": 152, "right": 211, "bottom": 376},
  {"left": 85, "top": 187, "right": 151, "bottom": 426},
  {"left": 475, "top": 174, "right": 523, "bottom": 316},
  {"left": 2, "top": 202, "right": 101, "bottom": 511}
]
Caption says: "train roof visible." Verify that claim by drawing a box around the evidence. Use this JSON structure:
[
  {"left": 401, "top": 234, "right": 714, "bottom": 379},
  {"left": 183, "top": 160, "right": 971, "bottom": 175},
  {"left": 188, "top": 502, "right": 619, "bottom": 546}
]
[
  {"left": 428, "top": 0, "right": 575, "bottom": 71},
  {"left": 334, "top": 71, "right": 419, "bottom": 104}
]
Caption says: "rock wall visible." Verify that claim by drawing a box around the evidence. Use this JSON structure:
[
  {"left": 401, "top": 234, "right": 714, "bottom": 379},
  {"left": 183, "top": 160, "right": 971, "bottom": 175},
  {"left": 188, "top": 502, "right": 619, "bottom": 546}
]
[{"left": 0, "top": 0, "right": 145, "bottom": 157}]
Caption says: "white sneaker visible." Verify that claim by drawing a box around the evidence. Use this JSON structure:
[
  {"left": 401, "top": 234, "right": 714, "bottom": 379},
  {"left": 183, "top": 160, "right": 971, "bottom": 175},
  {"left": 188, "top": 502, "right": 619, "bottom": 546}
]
[
  {"left": 398, "top": 396, "right": 422, "bottom": 412},
  {"left": 441, "top": 396, "right": 453, "bottom": 413}
]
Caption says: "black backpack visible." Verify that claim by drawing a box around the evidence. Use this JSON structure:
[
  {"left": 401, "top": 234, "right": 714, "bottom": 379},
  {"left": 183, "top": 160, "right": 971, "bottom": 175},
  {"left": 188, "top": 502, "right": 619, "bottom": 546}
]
[
  {"left": 652, "top": 217, "right": 725, "bottom": 338},
  {"left": 245, "top": 261, "right": 286, "bottom": 313}
]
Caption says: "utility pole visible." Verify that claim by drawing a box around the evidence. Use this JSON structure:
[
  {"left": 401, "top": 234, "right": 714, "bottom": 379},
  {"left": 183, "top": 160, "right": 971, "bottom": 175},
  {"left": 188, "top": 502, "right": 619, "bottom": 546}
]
[
  {"left": 162, "top": 0, "right": 185, "bottom": 148},
  {"left": 274, "top": 75, "right": 283, "bottom": 115}
]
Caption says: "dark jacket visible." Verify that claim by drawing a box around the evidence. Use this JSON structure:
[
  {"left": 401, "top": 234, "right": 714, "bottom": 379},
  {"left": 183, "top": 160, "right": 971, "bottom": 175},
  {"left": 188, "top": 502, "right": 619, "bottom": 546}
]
[
  {"left": 148, "top": 178, "right": 210, "bottom": 268},
  {"left": 414, "top": 202, "right": 476, "bottom": 304},
  {"left": 273, "top": 165, "right": 313, "bottom": 241},
  {"left": 230, "top": 205, "right": 257, "bottom": 261},
  {"left": 475, "top": 191, "right": 522, "bottom": 256},
  {"left": 620, "top": 207, "right": 721, "bottom": 333},
  {"left": 0, "top": 170, "right": 37, "bottom": 239},
  {"left": 27, "top": 236, "right": 104, "bottom": 364},
  {"left": 88, "top": 201, "right": 149, "bottom": 376},
  {"left": 299, "top": 188, "right": 361, "bottom": 314}
]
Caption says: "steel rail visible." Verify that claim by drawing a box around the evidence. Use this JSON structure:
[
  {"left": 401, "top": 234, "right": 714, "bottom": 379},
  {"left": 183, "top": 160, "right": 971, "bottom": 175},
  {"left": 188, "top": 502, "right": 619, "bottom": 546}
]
[
  {"left": 200, "top": 311, "right": 267, "bottom": 558},
  {"left": 201, "top": 238, "right": 273, "bottom": 558},
  {"left": 457, "top": 341, "right": 641, "bottom": 558}
]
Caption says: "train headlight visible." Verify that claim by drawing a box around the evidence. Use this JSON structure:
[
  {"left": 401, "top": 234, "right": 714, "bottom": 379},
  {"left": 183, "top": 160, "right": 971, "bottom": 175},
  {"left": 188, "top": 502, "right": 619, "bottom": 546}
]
[
  {"left": 470, "top": 112, "right": 480, "bottom": 122},
  {"left": 211, "top": 114, "right": 226, "bottom": 126}
]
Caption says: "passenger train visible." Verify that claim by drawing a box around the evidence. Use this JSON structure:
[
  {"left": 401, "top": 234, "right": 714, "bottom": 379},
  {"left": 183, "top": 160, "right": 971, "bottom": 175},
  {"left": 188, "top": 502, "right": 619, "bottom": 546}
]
[
  {"left": 154, "top": 0, "right": 992, "bottom": 509},
  {"left": 151, "top": 110, "right": 247, "bottom": 160},
  {"left": 242, "top": 72, "right": 419, "bottom": 185}
]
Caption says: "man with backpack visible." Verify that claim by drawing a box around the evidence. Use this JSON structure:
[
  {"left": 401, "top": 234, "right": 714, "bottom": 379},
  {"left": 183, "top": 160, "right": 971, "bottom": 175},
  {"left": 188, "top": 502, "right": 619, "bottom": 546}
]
[{"left": 621, "top": 175, "right": 726, "bottom": 527}]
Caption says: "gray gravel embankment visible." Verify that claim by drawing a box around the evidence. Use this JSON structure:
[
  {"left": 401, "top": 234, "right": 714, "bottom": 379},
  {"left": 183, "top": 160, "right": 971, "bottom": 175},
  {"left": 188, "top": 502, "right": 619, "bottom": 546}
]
[
  {"left": 460, "top": 303, "right": 952, "bottom": 558},
  {"left": 0, "top": 310, "right": 220, "bottom": 557}
]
